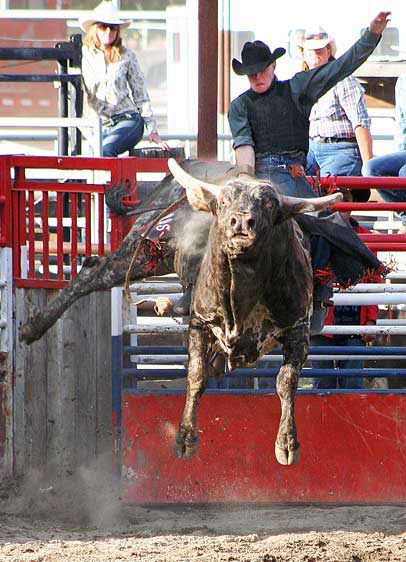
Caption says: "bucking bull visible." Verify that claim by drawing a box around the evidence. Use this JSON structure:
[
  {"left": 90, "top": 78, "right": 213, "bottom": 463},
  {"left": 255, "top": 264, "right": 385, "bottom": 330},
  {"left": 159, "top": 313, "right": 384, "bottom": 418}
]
[{"left": 20, "top": 159, "right": 384, "bottom": 465}]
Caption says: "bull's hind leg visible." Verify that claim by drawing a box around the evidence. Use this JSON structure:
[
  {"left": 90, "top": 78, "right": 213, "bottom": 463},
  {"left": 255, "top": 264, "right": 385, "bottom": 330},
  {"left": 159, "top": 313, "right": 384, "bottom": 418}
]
[
  {"left": 173, "top": 319, "right": 211, "bottom": 459},
  {"left": 275, "top": 321, "right": 310, "bottom": 466}
]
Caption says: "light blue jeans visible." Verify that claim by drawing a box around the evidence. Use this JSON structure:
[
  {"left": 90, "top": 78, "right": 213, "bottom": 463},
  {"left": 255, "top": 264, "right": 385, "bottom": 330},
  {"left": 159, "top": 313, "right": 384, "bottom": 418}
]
[
  {"left": 306, "top": 140, "right": 362, "bottom": 177},
  {"left": 362, "top": 151, "right": 406, "bottom": 225},
  {"left": 102, "top": 112, "right": 144, "bottom": 157},
  {"left": 311, "top": 334, "right": 365, "bottom": 389},
  {"left": 255, "top": 152, "right": 317, "bottom": 198}
]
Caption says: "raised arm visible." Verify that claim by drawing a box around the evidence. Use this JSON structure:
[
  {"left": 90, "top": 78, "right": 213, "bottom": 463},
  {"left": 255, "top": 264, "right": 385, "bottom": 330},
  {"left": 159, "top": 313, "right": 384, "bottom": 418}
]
[{"left": 291, "top": 12, "right": 391, "bottom": 110}]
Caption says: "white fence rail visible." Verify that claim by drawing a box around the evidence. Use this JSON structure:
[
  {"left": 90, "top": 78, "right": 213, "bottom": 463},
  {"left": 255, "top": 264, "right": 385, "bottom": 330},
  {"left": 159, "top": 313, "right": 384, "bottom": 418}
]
[{"left": 0, "top": 117, "right": 103, "bottom": 157}]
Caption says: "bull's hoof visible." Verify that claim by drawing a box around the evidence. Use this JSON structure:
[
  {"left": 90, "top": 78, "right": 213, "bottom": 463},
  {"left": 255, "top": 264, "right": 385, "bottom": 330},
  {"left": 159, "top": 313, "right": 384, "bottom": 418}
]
[
  {"left": 173, "top": 429, "right": 198, "bottom": 459},
  {"left": 275, "top": 442, "right": 300, "bottom": 465}
]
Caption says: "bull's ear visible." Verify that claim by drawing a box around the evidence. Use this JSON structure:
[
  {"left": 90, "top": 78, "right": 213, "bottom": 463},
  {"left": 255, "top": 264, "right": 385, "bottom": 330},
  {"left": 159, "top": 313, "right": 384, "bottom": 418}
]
[
  {"left": 168, "top": 158, "right": 219, "bottom": 212},
  {"left": 279, "top": 191, "right": 343, "bottom": 217}
]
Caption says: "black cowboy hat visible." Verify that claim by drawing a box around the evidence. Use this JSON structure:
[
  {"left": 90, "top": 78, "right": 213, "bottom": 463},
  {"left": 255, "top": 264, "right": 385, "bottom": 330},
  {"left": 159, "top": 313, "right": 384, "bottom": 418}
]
[{"left": 232, "top": 40, "right": 286, "bottom": 76}]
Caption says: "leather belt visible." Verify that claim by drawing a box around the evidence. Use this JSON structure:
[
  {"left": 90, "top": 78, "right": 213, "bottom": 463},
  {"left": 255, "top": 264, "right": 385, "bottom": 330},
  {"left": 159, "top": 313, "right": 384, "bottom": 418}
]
[
  {"left": 311, "top": 136, "right": 357, "bottom": 143},
  {"left": 103, "top": 111, "right": 138, "bottom": 127}
]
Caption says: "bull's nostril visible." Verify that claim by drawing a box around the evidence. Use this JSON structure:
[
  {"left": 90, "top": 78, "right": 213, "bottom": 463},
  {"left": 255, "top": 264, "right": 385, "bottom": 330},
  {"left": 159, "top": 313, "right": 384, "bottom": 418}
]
[
  {"left": 230, "top": 217, "right": 237, "bottom": 227},
  {"left": 247, "top": 218, "right": 255, "bottom": 229}
]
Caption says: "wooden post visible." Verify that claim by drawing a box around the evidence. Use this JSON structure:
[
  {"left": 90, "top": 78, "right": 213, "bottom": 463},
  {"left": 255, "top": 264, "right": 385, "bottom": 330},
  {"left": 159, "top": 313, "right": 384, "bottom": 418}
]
[{"left": 197, "top": 0, "right": 218, "bottom": 160}]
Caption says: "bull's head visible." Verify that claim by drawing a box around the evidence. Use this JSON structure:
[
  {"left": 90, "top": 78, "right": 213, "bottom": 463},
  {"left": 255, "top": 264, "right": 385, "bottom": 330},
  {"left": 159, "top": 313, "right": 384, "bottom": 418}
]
[{"left": 168, "top": 158, "right": 343, "bottom": 253}]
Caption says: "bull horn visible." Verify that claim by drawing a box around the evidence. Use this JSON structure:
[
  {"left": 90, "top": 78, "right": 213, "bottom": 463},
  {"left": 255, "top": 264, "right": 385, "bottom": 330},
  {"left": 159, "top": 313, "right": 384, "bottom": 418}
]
[
  {"left": 168, "top": 158, "right": 219, "bottom": 197},
  {"left": 279, "top": 191, "right": 343, "bottom": 214}
]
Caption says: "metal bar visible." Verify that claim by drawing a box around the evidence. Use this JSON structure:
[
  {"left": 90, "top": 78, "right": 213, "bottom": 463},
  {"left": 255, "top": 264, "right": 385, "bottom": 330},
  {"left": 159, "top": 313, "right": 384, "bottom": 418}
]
[
  {"left": 124, "top": 368, "right": 406, "bottom": 378},
  {"left": 12, "top": 182, "right": 106, "bottom": 194},
  {"left": 339, "top": 283, "right": 406, "bottom": 293},
  {"left": 85, "top": 193, "right": 91, "bottom": 256},
  {"left": 333, "top": 294, "right": 406, "bottom": 305},
  {"left": 318, "top": 176, "right": 406, "bottom": 188},
  {"left": 366, "top": 243, "right": 406, "bottom": 251},
  {"left": 0, "top": 74, "right": 81, "bottom": 83},
  {"left": 124, "top": 323, "right": 406, "bottom": 335},
  {"left": 359, "top": 234, "right": 406, "bottom": 242},
  {"left": 333, "top": 203, "right": 406, "bottom": 211},
  {"left": 70, "top": 193, "right": 78, "bottom": 277},
  {"left": 57, "top": 59, "right": 69, "bottom": 155},
  {"left": 0, "top": 47, "right": 79, "bottom": 61},
  {"left": 122, "top": 388, "right": 406, "bottom": 395},
  {"left": 27, "top": 191, "right": 35, "bottom": 279},
  {"left": 56, "top": 193, "right": 64, "bottom": 281},
  {"left": 129, "top": 354, "right": 406, "bottom": 362},
  {"left": 98, "top": 192, "right": 105, "bottom": 256},
  {"left": 132, "top": 284, "right": 406, "bottom": 296},
  {"left": 41, "top": 192, "right": 50, "bottom": 279},
  {"left": 130, "top": 282, "right": 183, "bottom": 293},
  {"left": 124, "top": 345, "right": 406, "bottom": 356}
]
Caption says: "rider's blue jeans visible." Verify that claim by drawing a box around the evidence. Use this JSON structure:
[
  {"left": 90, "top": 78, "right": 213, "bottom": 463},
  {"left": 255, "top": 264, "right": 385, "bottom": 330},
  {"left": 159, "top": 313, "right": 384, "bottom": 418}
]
[{"left": 255, "top": 152, "right": 317, "bottom": 198}]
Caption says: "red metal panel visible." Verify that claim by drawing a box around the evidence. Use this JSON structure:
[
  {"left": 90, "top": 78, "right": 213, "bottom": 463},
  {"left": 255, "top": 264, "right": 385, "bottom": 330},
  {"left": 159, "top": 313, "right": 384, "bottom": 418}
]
[
  {"left": 42, "top": 191, "right": 50, "bottom": 278},
  {"left": 121, "top": 393, "right": 406, "bottom": 504},
  {"left": 56, "top": 193, "right": 64, "bottom": 280},
  {"left": 70, "top": 193, "right": 78, "bottom": 277},
  {"left": 317, "top": 176, "right": 406, "bottom": 189},
  {"left": 333, "top": 202, "right": 406, "bottom": 211}
]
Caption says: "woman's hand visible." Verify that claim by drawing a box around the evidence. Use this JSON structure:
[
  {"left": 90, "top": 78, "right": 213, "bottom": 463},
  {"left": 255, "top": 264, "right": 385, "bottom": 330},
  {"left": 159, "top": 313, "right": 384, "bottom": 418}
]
[
  {"left": 369, "top": 11, "right": 391, "bottom": 35},
  {"left": 149, "top": 132, "right": 170, "bottom": 151}
]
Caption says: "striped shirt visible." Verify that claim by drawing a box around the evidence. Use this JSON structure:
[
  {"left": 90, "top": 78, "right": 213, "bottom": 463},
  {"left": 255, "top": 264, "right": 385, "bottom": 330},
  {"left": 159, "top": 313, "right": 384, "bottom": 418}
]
[{"left": 309, "top": 76, "right": 370, "bottom": 139}]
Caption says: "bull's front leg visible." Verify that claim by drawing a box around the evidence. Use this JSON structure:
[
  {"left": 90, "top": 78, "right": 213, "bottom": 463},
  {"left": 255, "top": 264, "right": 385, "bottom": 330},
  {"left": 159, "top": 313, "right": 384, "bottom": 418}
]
[
  {"left": 173, "top": 318, "right": 211, "bottom": 459},
  {"left": 275, "top": 321, "right": 310, "bottom": 466}
]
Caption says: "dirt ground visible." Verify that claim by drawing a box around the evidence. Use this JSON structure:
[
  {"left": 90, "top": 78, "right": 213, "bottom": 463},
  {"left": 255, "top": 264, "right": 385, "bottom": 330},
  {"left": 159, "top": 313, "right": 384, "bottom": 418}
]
[{"left": 0, "top": 467, "right": 405, "bottom": 562}]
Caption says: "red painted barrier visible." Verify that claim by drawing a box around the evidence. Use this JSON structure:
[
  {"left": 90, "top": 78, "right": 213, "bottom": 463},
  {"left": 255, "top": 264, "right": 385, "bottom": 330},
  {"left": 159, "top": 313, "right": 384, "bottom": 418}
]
[
  {"left": 0, "top": 155, "right": 170, "bottom": 288},
  {"left": 121, "top": 393, "right": 406, "bottom": 504}
]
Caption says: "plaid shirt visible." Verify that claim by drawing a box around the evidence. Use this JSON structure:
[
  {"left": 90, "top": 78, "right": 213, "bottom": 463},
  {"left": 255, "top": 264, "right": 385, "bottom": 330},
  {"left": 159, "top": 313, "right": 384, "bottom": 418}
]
[
  {"left": 309, "top": 76, "right": 370, "bottom": 139},
  {"left": 81, "top": 45, "right": 157, "bottom": 132}
]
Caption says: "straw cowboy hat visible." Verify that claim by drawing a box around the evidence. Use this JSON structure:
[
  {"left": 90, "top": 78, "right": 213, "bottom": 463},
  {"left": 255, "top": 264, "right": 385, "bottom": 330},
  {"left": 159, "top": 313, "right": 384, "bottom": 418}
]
[
  {"left": 298, "top": 25, "right": 337, "bottom": 57},
  {"left": 79, "top": 1, "right": 132, "bottom": 33},
  {"left": 232, "top": 40, "right": 286, "bottom": 76}
]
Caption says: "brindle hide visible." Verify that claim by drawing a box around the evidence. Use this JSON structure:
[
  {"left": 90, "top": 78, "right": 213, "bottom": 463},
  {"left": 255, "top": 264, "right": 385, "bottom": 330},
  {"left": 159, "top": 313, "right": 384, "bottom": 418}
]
[{"left": 168, "top": 159, "right": 342, "bottom": 466}]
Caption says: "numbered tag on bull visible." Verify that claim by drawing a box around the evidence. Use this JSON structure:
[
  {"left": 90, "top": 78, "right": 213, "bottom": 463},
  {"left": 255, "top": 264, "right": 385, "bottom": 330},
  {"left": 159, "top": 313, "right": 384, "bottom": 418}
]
[{"left": 144, "top": 212, "right": 175, "bottom": 242}]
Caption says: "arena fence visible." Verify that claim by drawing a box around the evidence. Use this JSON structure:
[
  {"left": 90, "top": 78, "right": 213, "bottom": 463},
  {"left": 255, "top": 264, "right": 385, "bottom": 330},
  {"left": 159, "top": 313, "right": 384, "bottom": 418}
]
[
  {"left": 1, "top": 154, "right": 170, "bottom": 479},
  {"left": 115, "top": 269, "right": 406, "bottom": 503},
  {"left": 2, "top": 158, "right": 406, "bottom": 501},
  {"left": 110, "top": 174, "right": 406, "bottom": 503}
]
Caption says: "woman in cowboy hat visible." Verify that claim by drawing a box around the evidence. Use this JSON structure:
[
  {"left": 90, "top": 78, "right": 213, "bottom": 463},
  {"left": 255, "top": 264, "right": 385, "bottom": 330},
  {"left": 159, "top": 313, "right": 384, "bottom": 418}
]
[
  {"left": 299, "top": 25, "right": 372, "bottom": 204},
  {"left": 79, "top": 1, "right": 168, "bottom": 156}
]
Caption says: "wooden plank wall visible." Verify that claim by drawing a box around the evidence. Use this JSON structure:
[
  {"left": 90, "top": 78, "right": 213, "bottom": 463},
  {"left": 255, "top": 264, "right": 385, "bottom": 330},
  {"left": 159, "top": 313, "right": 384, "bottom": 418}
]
[{"left": 14, "top": 288, "right": 112, "bottom": 477}]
